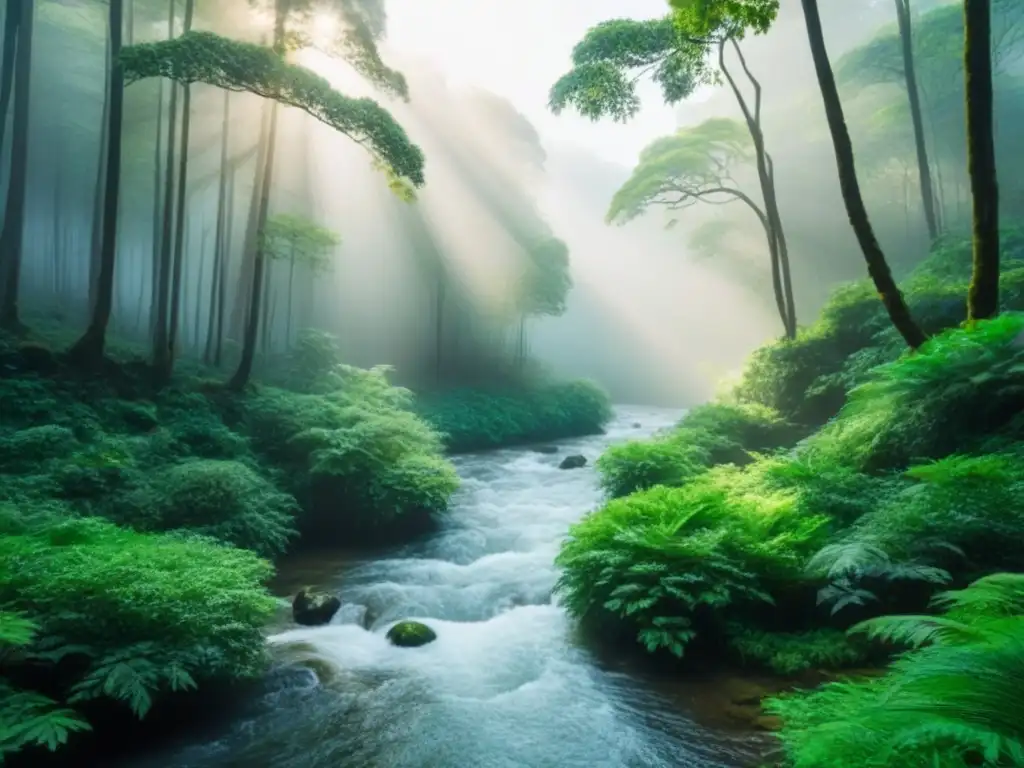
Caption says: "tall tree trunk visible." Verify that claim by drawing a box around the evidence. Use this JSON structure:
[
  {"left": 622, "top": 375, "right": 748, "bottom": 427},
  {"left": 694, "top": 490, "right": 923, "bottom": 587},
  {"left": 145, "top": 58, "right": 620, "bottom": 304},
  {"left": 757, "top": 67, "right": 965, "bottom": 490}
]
[
  {"left": 229, "top": 101, "right": 279, "bottom": 389},
  {"left": 205, "top": 88, "right": 231, "bottom": 363},
  {"left": 0, "top": 0, "right": 33, "bottom": 331},
  {"left": 68, "top": 0, "right": 125, "bottom": 363},
  {"left": 159, "top": 0, "right": 194, "bottom": 380},
  {"left": 149, "top": 76, "right": 165, "bottom": 334},
  {"left": 152, "top": 0, "right": 178, "bottom": 369},
  {"left": 229, "top": 0, "right": 286, "bottom": 390},
  {"left": 719, "top": 37, "right": 797, "bottom": 338},
  {"left": 895, "top": 0, "right": 939, "bottom": 242},
  {"left": 194, "top": 225, "right": 207, "bottom": 351},
  {"left": 800, "top": 0, "right": 926, "bottom": 349},
  {"left": 228, "top": 102, "right": 271, "bottom": 343},
  {"left": 214, "top": 168, "right": 234, "bottom": 367},
  {"left": 89, "top": 32, "right": 112, "bottom": 312},
  {"left": 286, "top": 245, "right": 295, "bottom": 348},
  {"left": 964, "top": 0, "right": 1000, "bottom": 321},
  {"left": 0, "top": 0, "right": 21, "bottom": 155}
]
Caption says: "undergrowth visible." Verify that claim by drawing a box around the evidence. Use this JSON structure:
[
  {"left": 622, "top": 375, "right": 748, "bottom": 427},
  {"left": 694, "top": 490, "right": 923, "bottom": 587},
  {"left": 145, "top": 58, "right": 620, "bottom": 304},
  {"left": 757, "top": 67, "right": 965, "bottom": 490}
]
[
  {"left": 767, "top": 573, "right": 1024, "bottom": 767},
  {"left": 416, "top": 379, "right": 612, "bottom": 452}
]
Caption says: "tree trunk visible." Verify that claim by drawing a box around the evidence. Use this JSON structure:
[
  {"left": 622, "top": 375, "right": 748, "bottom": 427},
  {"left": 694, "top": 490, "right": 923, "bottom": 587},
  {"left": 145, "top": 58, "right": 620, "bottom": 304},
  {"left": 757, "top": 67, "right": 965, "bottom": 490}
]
[
  {"left": 894, "top": 0, "right": 939, "bottom": 242},
  {"left": 193, "top": 225, "right": 207, "bottom": 352},
  {"left": 229, "top": 99, "right": 280, "bottom": 390},
  {"left": 215, "top": 168, "right": 234, "bottom": 367},
  {"left": 229, "top": 0, "right": 287, "bottom": 390},
  {"left": 151, "top": 0, "right": 179, "bottom": 369},
  {"left": 228, "top": 102, "right": 271, "bottom": 343},
  {"left": 0, "top": 0, "right": 33, "bottom": 331},
  {"left": 149, "top": 75, "right": 164, "bottom": 335},
  {"left": 88, "top": 32, "right": 112, "bottom": 312},
  {"left": 719, "top": 37, "right": 797, "bottom": 338},
  {"left": 286, "top": 246, "right": 295, "bottom": 347},
  {"left": 964, "top": 0, "right": 1000, "bottom": 321},
  {"left": 205, "top": 88, "right": 231, "bottom": 364},
  {"left": 67, "top": 0, "right": 125, "bottom": 364},
  {"left": 160, "top": 0, "right": 194, "bottom": 381},
  {"left": 0, "top": 0, "right": 21, "bottom": 155},
  {"left": 800, "top": 0, "right": 926, "bottom": 349}
]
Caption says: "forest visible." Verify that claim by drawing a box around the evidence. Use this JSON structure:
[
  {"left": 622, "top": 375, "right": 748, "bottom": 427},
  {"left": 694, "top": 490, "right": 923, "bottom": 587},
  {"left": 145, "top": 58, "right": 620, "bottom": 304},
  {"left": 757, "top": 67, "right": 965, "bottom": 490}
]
[{"left": 0, "top": 0, "right": 1022, "bottom": 766}]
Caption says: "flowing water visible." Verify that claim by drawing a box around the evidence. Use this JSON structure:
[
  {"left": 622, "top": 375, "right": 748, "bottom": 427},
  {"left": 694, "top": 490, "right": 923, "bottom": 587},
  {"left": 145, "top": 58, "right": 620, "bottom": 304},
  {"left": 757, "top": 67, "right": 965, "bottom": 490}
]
[{"left": 129, "top": 407, "right": 768, "bottom": 768}]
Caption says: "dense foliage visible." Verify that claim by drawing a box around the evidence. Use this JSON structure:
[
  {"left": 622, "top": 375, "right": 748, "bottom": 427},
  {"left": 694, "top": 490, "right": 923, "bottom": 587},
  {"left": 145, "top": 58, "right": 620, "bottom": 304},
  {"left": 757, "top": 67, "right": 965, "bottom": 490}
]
[
  {"left": 417, "top": 379, "right": 612, "bottom": 453},
  {"left": 556, "top": 232, "right": 1024, "bottom": 689},
  {"left": 767, "top": 573, "right": 1024, "bottom": 767}
]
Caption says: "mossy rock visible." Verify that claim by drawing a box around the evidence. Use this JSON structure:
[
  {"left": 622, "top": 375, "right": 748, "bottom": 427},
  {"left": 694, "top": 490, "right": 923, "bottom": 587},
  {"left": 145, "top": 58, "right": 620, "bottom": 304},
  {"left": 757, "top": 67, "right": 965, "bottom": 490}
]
[{"left": 386, "top": 620, "right": 437, "bottom": 648}]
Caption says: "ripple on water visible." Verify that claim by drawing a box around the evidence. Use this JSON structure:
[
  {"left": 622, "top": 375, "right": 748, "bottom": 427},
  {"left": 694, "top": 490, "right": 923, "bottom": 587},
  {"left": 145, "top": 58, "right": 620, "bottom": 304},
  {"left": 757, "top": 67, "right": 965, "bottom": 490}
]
[{"left": 123, "top": 407, "right": 766, "bottom": 768}]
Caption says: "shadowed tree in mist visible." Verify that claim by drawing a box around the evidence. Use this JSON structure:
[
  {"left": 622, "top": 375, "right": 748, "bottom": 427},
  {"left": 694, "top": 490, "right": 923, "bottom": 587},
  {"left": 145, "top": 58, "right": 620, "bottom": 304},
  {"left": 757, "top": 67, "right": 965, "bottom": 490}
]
[
  {"left": 548, "top": 1, "right": 797, "bottom": 337},
  {"left": 606, "top": 117, "right": 794, "bottom": 337},
  {"left": 964, "top": 0, "right": 1000, "bottom": 321}
]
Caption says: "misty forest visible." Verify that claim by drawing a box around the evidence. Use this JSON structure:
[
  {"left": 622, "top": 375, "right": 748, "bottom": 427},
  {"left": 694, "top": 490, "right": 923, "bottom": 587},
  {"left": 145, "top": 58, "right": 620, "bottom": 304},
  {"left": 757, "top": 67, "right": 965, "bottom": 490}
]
[{"left": 0, "top": 0, "right": 1022, "bottom": 766}]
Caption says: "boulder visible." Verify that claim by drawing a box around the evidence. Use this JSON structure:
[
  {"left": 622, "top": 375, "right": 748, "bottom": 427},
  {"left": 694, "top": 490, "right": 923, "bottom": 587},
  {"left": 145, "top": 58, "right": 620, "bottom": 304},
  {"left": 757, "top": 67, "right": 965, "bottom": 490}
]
[
  {"left": 531, "top": 445, "right": 559, "bottom": 455},
  {"left": 386, "top": 620, "right": 438, "bottom": 648},
  {"left": 559, "top": 454, "right": 587, "bottom": 470},
  {"left": 292, "top": 589, "right": 342, "bottom": 626},
  {"left": 632, "top": 422, "right": 642, "bottom": 428}
]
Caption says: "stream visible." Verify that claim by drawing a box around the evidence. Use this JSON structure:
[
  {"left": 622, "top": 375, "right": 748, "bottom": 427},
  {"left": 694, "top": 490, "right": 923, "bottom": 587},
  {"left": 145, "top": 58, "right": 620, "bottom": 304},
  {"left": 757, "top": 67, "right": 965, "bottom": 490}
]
[{"left": 128, "top": 407, "right": 769, "bottom": 768}]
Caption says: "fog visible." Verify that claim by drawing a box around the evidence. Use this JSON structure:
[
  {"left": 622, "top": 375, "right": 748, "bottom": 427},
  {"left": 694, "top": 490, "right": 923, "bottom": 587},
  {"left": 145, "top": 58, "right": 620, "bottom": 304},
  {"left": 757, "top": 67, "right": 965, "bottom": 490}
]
[{"left": 3, "top": 0, "right": 1021, "bottom": 405}]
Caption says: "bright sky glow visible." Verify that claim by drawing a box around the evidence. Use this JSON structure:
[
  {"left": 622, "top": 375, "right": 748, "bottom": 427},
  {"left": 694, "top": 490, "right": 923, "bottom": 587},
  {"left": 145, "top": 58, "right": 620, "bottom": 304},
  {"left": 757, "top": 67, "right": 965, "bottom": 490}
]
[{"left": 385, "top": 0, "right": 691, "bottom": 167}]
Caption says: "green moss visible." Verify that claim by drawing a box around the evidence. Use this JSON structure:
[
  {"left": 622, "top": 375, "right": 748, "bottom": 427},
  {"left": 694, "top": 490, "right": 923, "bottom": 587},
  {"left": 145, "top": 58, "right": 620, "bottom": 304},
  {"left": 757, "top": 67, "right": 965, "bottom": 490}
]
[
  {"left": 385, "top": 620, "right": 438, "bottom": 648},
  {"left": 726, "top": 625, "right": 866, "bottom": 674}
]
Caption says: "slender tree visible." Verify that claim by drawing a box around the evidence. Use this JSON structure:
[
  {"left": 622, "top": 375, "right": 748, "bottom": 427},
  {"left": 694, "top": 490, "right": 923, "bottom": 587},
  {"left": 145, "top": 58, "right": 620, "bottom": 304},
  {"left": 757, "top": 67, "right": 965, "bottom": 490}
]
[
  {"left": 964, "top": 0, "right": 1000, "bottom": 321},
  {"left": 67, "top": 0, "right": 126, "bottom": 363},
  {"left": 548, "top": 10, "right": 797, "bottom": 337},
  {"left": 0, "top": 0, "right": 33, "bottom": 330},
  {"left": 160, "top": 0, "right": 196, "bottom": 381},
  {"left": 894, "top": 0, "right": 940, "bottom": 242},
  {"left": 800, "top": 0, "right": 926, "bottom": 348},
  {"left": 0, "top": 0, "right": 20, "bottom": 152}
]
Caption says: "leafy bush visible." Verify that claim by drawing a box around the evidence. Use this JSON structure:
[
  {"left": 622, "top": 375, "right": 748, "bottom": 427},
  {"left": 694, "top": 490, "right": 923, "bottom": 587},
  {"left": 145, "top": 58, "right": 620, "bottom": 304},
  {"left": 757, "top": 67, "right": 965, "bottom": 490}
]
[
  {"left": 417, "top": 379, "right": 612, "bottom": 452},
  {"left": 555, "top": 467, "right": 830, "bottom": 658},
  {"left": 244, "top": 366, "right": 459, "bottom": 539},
  {"left": 803, "top": 313, "right": 1024, "bottom": 472},
  {"left": 726, "top": 625, "right": 866, "bottom": 675},
  {"left": 734, "top": 230, "right": 1024, "bottom": 428},
  {"left": 0, "top": 517, "right": 276, "bottom": 761},
  {"left": 115, "top": 459, "right": 299, "bottom": 558},
  {"left": 596, "top": 402, "right": 798, "bottom": 498},
  {"left": 767, "top": 573, "right": 1024, "bottom": 767}
]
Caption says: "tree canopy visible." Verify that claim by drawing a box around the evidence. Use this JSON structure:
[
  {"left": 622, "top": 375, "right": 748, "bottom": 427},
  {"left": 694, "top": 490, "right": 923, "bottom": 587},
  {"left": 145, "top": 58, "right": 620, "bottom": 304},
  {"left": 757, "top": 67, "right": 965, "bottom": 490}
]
[
  {"left": 519, "top": 237, "right": 572, "bottom": 318},
  {"left": 261, "top": 214, "right": 340, "bottom": 273},
  {"left": 121, "top": 31, "right": 425, "bottom": 186},
  {"left": 607, "top": 118, "right": 755, "bottom": 226}
]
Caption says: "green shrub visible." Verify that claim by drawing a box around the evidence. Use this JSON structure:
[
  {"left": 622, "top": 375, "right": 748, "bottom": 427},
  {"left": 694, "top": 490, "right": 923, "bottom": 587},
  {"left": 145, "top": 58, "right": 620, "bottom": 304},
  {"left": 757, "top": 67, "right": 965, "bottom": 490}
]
[
  {"left": 417, "top": 379, "right": 612, "bottom": 452},
  {"left": 803, "top": 313, "right": 1024, "bottom": 472},
  {"left": 244, "top": 366, "right": 459, "bottom": 539},
  {"left": 555, "top": 466, "right": 830, "bottom": 658},
  {"left": 767, "top": 573, "right": 1024, "bottom": 767},
  {"left": 733, "top": 230, "right": 1024, "bottom": 429},
  {"left": 725, "top": 624, "right": 866, "bottom": 675},
  {"left": 0, "top": 517, "right": 276, "bottom": 760},
  {"left": 116, "top": 459, "right": 299, "bottom": 558},
  {"left": 0, "top": 425, "right": 77, "bottom": 470},
  {"left": 596, "top": 402, "right": 797, "bottom": 498}
]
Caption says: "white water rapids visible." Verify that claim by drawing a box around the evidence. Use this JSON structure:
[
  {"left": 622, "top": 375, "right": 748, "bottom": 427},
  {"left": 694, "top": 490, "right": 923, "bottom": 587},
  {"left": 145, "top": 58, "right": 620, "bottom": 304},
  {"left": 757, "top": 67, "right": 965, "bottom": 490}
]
[{"left": 128, "top": 407, "right": 767, "bottom": 768}]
